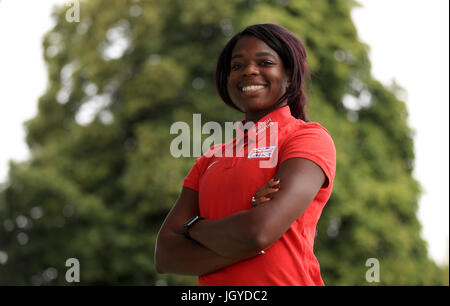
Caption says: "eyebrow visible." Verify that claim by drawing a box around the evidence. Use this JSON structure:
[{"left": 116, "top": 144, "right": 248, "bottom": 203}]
[{"left": 231, "top": 52, "right": 277, "bottom": 60}]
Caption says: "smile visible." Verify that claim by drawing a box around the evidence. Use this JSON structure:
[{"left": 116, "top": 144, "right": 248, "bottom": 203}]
[{"left": 241, "top": 85, "right": 267, "bottom": 92}]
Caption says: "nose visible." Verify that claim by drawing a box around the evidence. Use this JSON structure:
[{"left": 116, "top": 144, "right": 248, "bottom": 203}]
[{"left": 242, "top": 63, "right": 259, "bottom": 76}]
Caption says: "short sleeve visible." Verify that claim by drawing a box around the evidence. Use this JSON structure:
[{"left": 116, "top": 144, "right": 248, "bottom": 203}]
[
  {"left": 183, "top": 156, "right": 204, "bottom": 192},
  {"left": 182, "top": 144, "right": 220, "bottom": 191},
  {"left": 279, "top": 123, "right": 336, "bottom": 188}
]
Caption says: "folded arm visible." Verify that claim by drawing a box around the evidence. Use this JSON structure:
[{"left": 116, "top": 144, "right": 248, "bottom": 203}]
[
  {"left": 154, "top": 187, "right": 259, "bottom": 276},
  {"left": 155, "top": 157, "right": 326, "bottom": 274},
  {"left": 189, "top": 157, "right": 326, "bottom": 258}
]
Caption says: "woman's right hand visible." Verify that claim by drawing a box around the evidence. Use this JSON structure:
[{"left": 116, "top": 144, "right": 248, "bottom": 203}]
[{"left": 252, "top": 177, "right": 280, "bottom": 207}]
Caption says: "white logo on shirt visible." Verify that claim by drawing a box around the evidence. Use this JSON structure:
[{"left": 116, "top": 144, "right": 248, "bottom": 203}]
[{"left": 206, "top": 160, "right": 219, "bottom": 170}]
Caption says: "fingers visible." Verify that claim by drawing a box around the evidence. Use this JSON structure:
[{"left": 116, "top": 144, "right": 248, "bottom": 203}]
[
  {"left": 270, "top": 177, "right": 280, "bottom": 184},
  {"left": 269, "top": 177, "right": 280, "bottom": 188},
  {"left": 252, "top": 177, "right": 281, "bottom": 207},
  {"left": 252, "top": 196, "right": 271, "bottom": 207},
  {"left": 266, "top": 187, "right": 280, "bottom": 194},
  {"left": 255, "top": 186, "right": 279, "bottom": 198},
  {"left": 263, "top": 178, "right": 280, "bottom": 195},
  {"left": 254, "top": 188, "right": 278, "bottom": 199}
]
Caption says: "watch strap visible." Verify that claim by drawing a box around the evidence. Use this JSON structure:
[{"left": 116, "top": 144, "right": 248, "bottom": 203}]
[{"left": 183, "top": 216, "right": 204, "bottom": 240}]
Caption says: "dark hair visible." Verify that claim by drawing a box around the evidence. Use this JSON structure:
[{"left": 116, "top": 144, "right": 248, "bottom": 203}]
[{"left": 215, "top": 23, "right": 311, "bottom": 121}]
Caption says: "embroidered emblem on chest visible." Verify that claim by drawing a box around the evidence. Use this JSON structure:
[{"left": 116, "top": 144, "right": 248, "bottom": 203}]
[{"left": 248, "top": 146, "right": 276, "bottom": 158}]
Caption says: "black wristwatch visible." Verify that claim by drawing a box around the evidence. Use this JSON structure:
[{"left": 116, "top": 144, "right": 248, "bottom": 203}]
[{"left": 183, "top": 216, "right": 205, "bottom": 240}]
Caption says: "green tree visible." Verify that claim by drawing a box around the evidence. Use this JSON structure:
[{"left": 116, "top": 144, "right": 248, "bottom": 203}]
[{"left": 0, "top": 0, "right": 444, "bottom": 285}]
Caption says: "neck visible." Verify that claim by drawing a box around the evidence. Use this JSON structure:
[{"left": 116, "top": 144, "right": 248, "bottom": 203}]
[{"left": 244, "top": 102, "right": 288, "bottom": 123}]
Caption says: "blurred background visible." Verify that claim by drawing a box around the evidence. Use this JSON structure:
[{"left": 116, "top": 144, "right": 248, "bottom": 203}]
[{"left": 0, "top": 0, "right": 448, "bottom": 285}]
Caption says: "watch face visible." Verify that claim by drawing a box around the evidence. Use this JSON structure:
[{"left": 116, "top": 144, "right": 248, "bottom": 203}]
[
  {"left": 183, "top": 216, "right": 204, "bottom": 240},
  {"left": 186, "top": 216, "right": 199, "bottom": 227}
]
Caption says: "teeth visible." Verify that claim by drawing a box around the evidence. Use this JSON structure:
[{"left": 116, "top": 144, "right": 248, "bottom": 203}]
[{"left": 242, "top": 85, "right": 266, "bottom": 92}]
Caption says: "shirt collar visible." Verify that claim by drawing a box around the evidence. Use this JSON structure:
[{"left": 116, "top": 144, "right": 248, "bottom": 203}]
[
  {"left": 232, "top": 105, "right": 294, "bottom": 152},
  {"left": 238, "top": 105, "right": 293, "bottom": 132}
]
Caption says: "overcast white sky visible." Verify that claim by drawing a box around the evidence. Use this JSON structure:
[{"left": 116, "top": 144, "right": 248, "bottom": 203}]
[{"left": 0, "top": 0, "right": 448, "bottom": 265}]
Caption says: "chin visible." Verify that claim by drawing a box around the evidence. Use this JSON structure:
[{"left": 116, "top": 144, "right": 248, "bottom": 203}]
[{"left": 247, "top": 102, "right": 275, "bottom": 111}]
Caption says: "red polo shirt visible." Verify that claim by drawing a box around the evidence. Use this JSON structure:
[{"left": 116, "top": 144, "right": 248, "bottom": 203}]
[{"left": 183, "top": 105, "right": 336, "bottom": 286}]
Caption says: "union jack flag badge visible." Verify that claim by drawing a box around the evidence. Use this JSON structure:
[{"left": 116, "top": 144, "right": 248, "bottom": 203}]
[{"left": 248, "top": 146, "right": 276, "bottom": 158}]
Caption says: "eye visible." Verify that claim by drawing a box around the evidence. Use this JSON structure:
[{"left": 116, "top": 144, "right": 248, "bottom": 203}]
[
  {"left": 260, "top": 60, "right": 274, "bottom": 66},
  {"left": 231, "top": 63, "right": 242, "bottom": 70}
]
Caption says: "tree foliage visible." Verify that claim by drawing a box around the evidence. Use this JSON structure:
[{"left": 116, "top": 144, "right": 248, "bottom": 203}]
[{"left": 0, "top": 0, "right": 444, "bottom": 285}]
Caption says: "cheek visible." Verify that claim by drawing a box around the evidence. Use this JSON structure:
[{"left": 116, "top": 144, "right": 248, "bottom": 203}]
[
  {"left": 227, "top": 75, "right": 242, "bottom": 98},
  {"left": 226, "top": 78, "right": 243, "bottom": 109},
  {"left": 226, "top": 81, "right": 236, "bottom": 99},
  {"left": 272, "top": 72, "right": 288, "bottom": 91},
  {"left": 227, "top": 74, "right": 236, "bottom": 91},
  {"left": 268, "top": 75, "right": 284, "bottom": 92}
]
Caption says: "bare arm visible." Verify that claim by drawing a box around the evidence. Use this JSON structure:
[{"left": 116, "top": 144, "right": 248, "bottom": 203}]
[{"left": 154, "top": 187, "right": 258, "bottom": 275}]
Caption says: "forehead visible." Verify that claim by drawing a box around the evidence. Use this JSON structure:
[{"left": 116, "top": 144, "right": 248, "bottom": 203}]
[{"left": 231, "top": 36, "right": 280, "bottom": 59}]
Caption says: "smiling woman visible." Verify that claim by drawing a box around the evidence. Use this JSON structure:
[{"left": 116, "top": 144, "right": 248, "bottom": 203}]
[
  {"left": 155, "top": 24, "right": 336, "bottom": 286},
  {"left": 227, "top": 36, "right": 290, "bottom": 120},
  {"left": 216, "top": 24, "right": 310, "bottom": 123}
]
